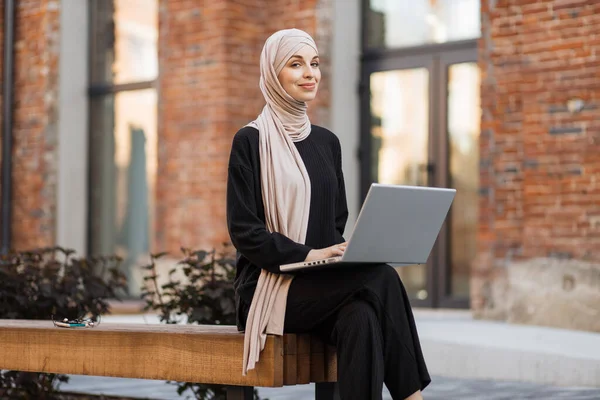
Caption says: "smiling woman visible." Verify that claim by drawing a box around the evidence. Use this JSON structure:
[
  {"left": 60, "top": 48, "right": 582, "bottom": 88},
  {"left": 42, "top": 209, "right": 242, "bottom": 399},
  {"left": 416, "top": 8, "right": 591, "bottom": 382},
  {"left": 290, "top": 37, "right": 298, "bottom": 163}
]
[{"left": 226, "top": 29, "right": 430, "bottom": 400}]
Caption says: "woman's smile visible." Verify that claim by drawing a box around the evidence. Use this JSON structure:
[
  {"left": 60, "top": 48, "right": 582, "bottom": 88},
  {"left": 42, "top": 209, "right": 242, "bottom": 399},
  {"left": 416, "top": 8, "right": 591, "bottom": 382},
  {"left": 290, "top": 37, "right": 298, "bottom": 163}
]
[{"left": 298, "top": 82, "right": 316, "bottom": 90}]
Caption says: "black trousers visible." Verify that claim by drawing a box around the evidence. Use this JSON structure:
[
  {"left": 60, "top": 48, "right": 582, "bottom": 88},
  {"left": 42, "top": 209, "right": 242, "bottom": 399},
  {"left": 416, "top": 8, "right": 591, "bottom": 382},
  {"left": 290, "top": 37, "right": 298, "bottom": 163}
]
[{"left": 284, "top": 264, "right": 431, "bottom": 400}]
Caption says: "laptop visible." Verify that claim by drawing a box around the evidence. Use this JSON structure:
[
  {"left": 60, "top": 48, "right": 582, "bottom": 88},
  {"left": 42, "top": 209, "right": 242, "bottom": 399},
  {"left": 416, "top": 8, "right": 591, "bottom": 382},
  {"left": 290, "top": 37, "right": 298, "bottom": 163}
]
[{"left": 279, "top": 183, "right": 456, "bottom": 272}]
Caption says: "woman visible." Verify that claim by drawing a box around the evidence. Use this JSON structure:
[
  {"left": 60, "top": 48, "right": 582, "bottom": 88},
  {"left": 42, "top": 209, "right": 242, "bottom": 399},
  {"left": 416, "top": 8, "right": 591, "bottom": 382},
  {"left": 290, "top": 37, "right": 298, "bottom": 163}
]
[{"left": 226, "top": 28, "right": 430, "bottom": 400}]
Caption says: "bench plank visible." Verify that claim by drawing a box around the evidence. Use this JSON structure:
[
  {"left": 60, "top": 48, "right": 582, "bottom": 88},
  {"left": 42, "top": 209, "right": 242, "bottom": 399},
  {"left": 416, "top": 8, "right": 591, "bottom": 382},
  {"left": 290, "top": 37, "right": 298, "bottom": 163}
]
[
  {"left": 310, "top": 337, "right": 325, "bottom": 382},
  {"left": 296, "top": 334, "right": 312, "bottom": 384},
  {"left": 0, "top": 320, "right": 337, "bottom": 389},
  {"left": 0, "top": 320, "right": 283, "bottom": 387},
  {"left": 283, "top": 334, "right": 297, "bottom": 385}
]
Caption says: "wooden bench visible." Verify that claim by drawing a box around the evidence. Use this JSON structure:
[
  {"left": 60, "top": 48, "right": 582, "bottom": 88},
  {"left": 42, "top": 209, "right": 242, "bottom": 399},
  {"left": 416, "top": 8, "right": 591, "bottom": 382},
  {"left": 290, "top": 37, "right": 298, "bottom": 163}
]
[{"left": 0, "top": 320, "right": 338, "bottom": 399}]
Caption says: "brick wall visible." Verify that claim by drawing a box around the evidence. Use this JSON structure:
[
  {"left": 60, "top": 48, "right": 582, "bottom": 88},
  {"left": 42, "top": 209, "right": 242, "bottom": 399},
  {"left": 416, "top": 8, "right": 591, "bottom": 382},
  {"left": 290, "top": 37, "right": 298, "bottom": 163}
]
[
  {"left": 156, "top": 0, "right": 333, "bottom": 253},
  {"left": 0, "top": 1, "right": 60, "bottom": 250},
  {"left": 474, "top": 0, "right": 600, "bottom": 320}
]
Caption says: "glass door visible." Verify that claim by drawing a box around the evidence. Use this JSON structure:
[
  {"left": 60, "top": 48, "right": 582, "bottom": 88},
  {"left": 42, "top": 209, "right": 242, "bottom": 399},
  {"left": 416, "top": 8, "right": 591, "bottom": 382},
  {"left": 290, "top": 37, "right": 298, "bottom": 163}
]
[
  {"left": 362, "top": 55, "right": 437, "bottom": 307},
  {"left": 361, "top": 48, "right": 480, "bottom": 308}
]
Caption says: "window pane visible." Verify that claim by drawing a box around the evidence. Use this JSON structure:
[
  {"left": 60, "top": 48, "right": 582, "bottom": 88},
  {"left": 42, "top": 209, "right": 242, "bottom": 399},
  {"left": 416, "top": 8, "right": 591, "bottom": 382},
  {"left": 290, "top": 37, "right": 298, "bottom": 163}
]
[
  {"left": 370, "top": 69, "right": 429, "bottom": 187},
  {"left": 90, "top": 0, "right": 158, "bottom": 84},
  {"left": 367, "top": 0, "right": 481, "bottom": 49},
  {"left": 89, "top": 89, "right": 158, "bottom": 296},
  {"left": 370, "top": 68, "right": 429, "bottom": 300},
  {"left": 448, "top": 62, "right": 480, "bottom": 298}
]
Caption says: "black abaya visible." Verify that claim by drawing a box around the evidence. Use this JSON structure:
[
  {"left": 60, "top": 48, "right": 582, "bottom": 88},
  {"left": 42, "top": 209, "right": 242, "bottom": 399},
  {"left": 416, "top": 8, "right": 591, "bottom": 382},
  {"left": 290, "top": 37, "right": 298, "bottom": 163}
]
[{"left": 226, "top": 125, "right": 431, "bottom": 399}]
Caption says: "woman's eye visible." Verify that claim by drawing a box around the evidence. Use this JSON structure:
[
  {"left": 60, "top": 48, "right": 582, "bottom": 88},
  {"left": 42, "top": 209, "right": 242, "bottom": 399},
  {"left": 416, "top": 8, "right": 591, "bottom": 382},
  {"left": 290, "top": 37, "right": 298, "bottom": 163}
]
[
  {"left": 311, "top": 62, "right": 320, "bottom": 67},
  {"left": 291, "top": 62, "right": 301, "bottom": 67}
]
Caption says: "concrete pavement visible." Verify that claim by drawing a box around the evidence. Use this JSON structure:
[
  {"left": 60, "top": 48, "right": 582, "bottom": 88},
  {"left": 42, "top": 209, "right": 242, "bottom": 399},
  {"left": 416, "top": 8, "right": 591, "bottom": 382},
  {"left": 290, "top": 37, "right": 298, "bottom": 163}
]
[
  {"left": 62, "top": 374, "right": 600, "bottom": 399},
  {"left": 415, "top": 309, "right": 600, "bottom": 387}
]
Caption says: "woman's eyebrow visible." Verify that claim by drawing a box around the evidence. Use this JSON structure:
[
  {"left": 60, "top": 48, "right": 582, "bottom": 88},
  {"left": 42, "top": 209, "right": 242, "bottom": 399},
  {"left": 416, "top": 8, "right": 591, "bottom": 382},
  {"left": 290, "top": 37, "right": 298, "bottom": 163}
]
[{"left": 288, "top": 55, "right": 319, "bottom": 63}]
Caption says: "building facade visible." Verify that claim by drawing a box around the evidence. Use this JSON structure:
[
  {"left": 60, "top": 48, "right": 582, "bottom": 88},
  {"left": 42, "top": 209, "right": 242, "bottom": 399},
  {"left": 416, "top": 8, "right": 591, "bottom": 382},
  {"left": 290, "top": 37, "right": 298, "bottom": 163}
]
[{"left": 0, "top": 0, "right": 598, "bottom": 332}]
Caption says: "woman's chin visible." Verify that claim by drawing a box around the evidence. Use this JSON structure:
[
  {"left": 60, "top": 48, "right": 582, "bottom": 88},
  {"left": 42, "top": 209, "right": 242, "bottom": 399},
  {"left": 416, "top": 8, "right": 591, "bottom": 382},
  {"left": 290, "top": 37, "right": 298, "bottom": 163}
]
[{"left": 294, "top": 94, "right": 318, "bottom": 103}]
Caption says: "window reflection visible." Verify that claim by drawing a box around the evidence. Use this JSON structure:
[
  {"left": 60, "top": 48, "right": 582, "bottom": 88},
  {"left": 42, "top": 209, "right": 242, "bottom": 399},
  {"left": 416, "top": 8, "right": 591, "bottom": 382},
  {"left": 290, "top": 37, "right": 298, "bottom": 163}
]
[
  {"left": 369, "top": 68, "right": 430, "bottom": 299},
  {"left": 367, "top": 0, "right": 481, "bottom": 49},
  {"left": 89, "top": 0, "right": 159, "bottom": 296},
  {"left": 89, "top": 89, "right": 158, "bottom": 295},
  {"left": 448, "top": 62, "right": 480, "bottom": 298},
  {"left": 90, "top": 0, "right": 158, "bottom": 84},
  {"left": 370, "top": 69, "right": 429, "bottom": 187}
]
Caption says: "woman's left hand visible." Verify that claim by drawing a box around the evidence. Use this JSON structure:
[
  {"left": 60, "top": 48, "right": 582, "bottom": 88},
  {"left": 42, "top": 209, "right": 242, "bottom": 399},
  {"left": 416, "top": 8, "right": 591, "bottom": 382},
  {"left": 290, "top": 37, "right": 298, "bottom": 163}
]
[{"left": 304, "top": 242, "right": 347, "bottom": 262}]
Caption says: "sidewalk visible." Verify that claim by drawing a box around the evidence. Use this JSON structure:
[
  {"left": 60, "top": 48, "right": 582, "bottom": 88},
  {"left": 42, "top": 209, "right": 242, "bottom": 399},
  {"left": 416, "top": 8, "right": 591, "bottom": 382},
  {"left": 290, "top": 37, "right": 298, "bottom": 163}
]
[
  {"left": 63, "top": 374, "right": 600, "bottom": 400},
  {"left": 60, "top": 310, "right": 600, "bottom": 399},
  {"left": 415, "top": 309, "right": 600, "bottom": 388}
]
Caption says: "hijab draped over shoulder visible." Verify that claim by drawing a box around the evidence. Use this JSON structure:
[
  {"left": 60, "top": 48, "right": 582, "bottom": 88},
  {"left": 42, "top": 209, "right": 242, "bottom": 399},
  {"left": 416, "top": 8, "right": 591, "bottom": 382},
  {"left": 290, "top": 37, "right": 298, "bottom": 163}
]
[{"left": 242, "top": 28, "right": 317, "bottom": 375}]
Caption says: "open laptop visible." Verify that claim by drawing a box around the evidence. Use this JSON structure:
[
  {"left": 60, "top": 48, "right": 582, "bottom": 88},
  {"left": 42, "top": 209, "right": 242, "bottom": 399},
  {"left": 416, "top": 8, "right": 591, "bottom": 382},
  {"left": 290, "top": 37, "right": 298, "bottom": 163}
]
[{"left": 279, "top": 183, "right": 456, "bottom": 272}]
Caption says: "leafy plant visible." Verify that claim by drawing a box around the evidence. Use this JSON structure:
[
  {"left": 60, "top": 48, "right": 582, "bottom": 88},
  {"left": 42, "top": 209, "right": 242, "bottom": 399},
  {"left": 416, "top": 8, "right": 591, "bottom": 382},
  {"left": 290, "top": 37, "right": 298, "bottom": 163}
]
[
  {"left": 141, "top": 246, "right": 237, "bottom": 326},
  {"left": 0, "top": 246, "right": 128, "bottom": 399},
  {"left": 141, "top": 245, "right": 262, "bottom": 400}
]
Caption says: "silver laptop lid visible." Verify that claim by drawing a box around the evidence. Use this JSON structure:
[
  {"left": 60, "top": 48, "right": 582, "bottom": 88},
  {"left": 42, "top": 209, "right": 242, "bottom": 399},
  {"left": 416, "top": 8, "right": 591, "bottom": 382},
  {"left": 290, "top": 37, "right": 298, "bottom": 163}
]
[{"left": 341, "top": 183, "right": 456, "bottom": 264}]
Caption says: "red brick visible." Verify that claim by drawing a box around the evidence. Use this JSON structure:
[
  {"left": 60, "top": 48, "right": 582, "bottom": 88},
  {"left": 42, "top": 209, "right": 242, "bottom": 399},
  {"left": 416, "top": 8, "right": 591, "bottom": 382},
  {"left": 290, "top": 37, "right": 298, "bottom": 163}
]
[
  {"left": 475, "top": 0, "right": 600, "bottom": 317},
  {"left": 0, "top": 0, "right": 59, "bottom": 250}
]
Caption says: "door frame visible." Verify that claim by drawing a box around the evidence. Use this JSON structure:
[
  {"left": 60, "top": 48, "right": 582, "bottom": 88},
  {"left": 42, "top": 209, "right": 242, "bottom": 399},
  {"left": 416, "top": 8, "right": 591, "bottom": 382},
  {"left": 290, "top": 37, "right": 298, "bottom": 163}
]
[
  {"left": 359, "top": 40, "right": 478, "bottom": 309},
  {"left": 436, "top": 48, "right": 478, "bottom": 309}
]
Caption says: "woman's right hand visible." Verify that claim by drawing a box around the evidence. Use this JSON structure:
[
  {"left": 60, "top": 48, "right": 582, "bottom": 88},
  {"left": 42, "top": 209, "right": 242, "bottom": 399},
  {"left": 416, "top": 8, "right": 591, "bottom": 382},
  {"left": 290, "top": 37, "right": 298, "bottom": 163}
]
[{"left": 305, "top": 242, "right": 347, "bottom": 262}]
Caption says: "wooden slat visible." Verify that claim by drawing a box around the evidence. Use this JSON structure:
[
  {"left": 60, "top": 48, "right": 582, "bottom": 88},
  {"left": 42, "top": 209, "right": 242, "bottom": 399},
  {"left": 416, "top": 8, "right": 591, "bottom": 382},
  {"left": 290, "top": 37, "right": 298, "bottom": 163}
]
[
  {"left": 309, "top": 335, "right": 325, "bottom": 382},
  {"left": 282, "top": 334, "right": 297, "bottom": 385},
  {"left": 295, "top": 334, "right": 312, "bottom": 384},
  {"left": 0, "top": 320, "right": 283, "bottom": 387}
]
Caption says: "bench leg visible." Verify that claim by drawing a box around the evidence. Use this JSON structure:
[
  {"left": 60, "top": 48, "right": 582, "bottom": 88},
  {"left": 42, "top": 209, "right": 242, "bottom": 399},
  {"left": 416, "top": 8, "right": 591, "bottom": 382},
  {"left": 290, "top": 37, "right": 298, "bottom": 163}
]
[
  {"left": 226, "top": 385, "right": 254, "bottom": 400},
  {"left": 315, "top": 382, "right": 339, "bottom": 400}
]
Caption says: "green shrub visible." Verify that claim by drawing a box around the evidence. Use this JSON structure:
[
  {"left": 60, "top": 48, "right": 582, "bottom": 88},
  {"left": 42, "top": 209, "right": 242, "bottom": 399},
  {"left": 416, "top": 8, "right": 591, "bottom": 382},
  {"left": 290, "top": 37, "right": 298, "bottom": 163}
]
[{"left": 0, "top": 246, "right": 128, "bottom": 399}]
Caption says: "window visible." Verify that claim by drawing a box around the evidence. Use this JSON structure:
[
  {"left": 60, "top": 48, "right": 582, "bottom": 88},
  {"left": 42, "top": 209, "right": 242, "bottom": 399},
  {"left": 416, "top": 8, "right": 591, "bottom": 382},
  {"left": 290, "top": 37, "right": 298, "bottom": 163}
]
[
  {"left": 88, "top": 0, "right": 158, "bottom": 296},
  {"left": 365, "top": 0, "right": 481, "bottom": 49}
]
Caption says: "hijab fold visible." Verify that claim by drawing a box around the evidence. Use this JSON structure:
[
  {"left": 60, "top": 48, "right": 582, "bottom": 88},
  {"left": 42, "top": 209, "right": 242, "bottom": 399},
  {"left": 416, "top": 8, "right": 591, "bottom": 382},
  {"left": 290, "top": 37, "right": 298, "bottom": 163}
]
[{"left": 242, "top": 29, "right": 317, "bottom": 375}]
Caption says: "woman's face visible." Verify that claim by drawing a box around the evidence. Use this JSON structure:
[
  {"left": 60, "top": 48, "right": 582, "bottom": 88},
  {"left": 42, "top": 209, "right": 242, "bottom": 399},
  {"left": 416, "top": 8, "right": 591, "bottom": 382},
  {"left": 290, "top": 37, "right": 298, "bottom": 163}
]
[{"left": 277, "top": 45, "right": 321, "bottom": 102}]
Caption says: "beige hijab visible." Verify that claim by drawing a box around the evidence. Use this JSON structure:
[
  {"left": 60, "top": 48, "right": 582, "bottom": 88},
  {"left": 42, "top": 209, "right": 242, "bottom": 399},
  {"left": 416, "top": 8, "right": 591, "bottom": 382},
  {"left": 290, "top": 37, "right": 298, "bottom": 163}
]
[{"left": 242, "top": 29, "right": 317, "bottom": 375}]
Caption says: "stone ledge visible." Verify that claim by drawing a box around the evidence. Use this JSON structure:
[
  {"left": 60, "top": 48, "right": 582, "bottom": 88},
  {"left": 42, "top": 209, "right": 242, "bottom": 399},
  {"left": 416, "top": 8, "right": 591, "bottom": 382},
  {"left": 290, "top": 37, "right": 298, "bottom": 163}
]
[{"left": 507, "top": 257, "right": 600, "bottom": 333}]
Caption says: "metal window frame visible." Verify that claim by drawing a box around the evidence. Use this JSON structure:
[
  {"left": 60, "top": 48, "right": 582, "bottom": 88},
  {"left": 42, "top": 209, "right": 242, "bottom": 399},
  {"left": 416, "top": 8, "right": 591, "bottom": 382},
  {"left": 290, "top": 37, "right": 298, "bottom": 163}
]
[{"left": 1, "top": 0, "right": 16, "bottom": 254}]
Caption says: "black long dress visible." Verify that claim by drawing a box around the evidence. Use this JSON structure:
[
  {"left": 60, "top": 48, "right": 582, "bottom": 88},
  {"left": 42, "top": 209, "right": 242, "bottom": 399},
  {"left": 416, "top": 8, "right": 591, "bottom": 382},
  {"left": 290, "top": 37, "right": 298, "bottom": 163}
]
[{"left": 226, "top": 125, "right": 431, "bottom": 400}]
